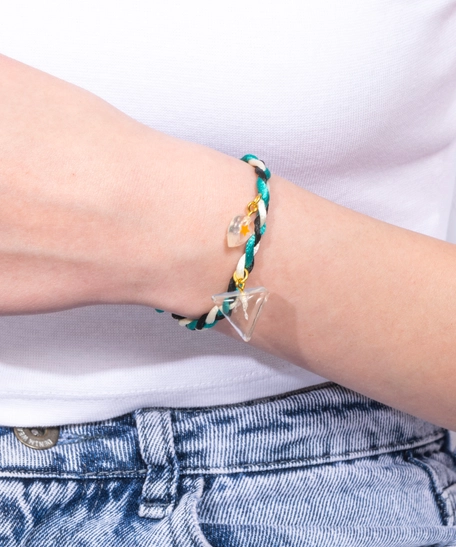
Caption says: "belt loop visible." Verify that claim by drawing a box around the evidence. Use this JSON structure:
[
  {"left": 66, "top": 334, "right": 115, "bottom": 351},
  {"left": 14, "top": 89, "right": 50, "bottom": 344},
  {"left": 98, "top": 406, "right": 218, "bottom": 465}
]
[{"left": 134, "top": 409, "right": 179, "bottom": 519}]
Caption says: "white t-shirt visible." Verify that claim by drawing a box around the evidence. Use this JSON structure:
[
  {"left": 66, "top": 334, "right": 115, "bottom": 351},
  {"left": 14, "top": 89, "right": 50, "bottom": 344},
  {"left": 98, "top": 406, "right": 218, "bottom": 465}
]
[{"left": 0, "top": 1, "right": 455, "bottom": 426}]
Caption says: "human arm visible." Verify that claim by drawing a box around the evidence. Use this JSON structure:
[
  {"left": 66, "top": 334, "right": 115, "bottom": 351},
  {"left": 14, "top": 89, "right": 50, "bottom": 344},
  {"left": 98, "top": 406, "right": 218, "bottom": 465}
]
[{"left": 1, "top": 54, "right": 456, "bottom": 429}]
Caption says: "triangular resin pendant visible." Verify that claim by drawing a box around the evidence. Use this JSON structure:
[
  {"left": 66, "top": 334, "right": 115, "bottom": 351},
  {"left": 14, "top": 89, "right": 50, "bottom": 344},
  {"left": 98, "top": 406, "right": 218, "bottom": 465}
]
[{"left": 212, "top": 286, "right": 269, "bottom": 342}]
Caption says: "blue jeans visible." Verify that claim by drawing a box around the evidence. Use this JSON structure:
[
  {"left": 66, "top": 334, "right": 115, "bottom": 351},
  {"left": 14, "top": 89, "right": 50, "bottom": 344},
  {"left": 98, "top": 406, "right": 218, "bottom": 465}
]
[{"left": 1, "top": 382, "right": 456, "bottom": 546}]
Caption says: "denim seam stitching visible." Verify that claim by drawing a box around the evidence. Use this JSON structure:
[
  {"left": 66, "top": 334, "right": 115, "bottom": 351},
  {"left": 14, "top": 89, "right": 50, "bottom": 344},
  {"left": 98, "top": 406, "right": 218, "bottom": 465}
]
[
  {"left": 0, "top": 469, "right": 147, "bottom": 479},
  {"left": 180, "top": 430, "right": 445, "bottom": 474}
]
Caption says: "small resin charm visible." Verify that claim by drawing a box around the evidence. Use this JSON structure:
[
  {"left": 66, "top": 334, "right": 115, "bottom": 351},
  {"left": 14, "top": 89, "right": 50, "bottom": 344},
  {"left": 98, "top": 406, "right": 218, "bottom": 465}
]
[
  {"left": 212, "top": 286, "right": 269, "bottom": 342},
  {"left": 227, "top": 215, "right": 254, "bottom": 247}
]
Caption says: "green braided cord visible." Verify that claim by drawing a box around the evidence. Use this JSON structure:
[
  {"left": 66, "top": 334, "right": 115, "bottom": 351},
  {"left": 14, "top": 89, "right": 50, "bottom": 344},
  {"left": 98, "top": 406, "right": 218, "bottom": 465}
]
[
  {"left": 186, "top": 310, "right": 224, "bottom": 331},
  {"left": 245, "top": 234, "right": 256, "bottom": 269},
  {"left": 245, "top": 224, "right": 267, "bottom": 268},
  {"left": 241, "top": 154, "right": 270, "bottom": 206},
  {"left": 186, "top": 319, "right": 199, "bottom": 330},
  {"left": 257, "top": 178, "right": 270, "bottom": 208},
  {"left": 240, "top": 153, "right": 258, "bottom": 162},
  {"left": 203, "top": 309, "right": 225, "bottom": 329},
  {"left": 205, "top": 155, "right": 269, "bottom": 328},
  {"left": 156, "top": 154, "right": 270, "bottom": 332},
  {"left": 221, "top": 154, "right": 268, "bottom": 322}
]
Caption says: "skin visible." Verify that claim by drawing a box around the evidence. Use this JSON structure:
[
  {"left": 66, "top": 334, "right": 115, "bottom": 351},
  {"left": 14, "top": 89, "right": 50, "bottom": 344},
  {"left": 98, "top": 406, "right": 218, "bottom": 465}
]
[{"left": 1, "top": 54, "right": 456, "bottom": 429}]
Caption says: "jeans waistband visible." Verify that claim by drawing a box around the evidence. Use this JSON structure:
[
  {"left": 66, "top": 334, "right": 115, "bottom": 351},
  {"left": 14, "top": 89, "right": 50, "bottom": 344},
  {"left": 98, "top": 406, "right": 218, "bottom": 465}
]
[{"left": 0, "top": 382, "right": 445, "bottom": 480}]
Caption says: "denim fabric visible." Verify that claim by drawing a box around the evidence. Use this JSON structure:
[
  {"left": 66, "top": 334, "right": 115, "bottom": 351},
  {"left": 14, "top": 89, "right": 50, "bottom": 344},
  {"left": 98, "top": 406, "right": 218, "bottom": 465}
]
[{"left": 1, "top": 382, "right": 456, "bottom": 546}]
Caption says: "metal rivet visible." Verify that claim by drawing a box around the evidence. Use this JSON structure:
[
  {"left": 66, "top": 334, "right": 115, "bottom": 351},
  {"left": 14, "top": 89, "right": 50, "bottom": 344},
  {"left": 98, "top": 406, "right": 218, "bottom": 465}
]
[{"left": 13, "top": 427, "right": 60, "bottom": 450}]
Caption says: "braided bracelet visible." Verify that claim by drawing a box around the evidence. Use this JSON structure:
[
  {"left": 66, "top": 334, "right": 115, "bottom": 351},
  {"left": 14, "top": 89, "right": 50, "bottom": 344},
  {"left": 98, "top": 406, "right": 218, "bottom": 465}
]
[{"left": 157, "top": 154, "right": 271, "bottom": 342}]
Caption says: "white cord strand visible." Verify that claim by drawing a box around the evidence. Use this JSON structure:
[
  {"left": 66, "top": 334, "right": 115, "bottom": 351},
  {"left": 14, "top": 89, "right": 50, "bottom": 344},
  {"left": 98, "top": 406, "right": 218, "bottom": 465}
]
[
  {"left": 247, "top": 158, "right": 266, "bottom": 171},
  {"left": 236, "top": 254, "right": 246, "bottom": 279},
  {"left": 205, "top": 305, "right": 220, "bottom": 325},
  {"left": 258, "top": 198, "right": 267, "bottom": 227}
]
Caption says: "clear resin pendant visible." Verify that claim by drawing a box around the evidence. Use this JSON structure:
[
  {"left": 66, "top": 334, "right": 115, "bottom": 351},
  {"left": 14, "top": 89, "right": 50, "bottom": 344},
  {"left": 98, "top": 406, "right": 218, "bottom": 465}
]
[
  {"left": 212, "top": 286, "right": 269, "bottom": 342},
  {"left": 227, "top": 215, "right": 254, "bottom": 247}
]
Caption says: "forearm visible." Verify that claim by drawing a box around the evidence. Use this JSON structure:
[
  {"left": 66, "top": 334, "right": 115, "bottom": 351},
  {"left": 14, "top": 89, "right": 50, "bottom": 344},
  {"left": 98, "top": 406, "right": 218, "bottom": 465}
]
[{"left": 0, "top": 53, "right": 261, "bottom": 320}]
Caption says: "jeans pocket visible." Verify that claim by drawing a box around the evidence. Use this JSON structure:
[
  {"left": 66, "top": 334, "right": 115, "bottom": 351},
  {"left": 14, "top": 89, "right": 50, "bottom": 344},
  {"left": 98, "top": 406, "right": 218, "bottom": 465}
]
[
  {"left": 186, "top": 453, "right": 456, "bottom": 547},
  {"left": 184, "top": 471, "right": 315, "bottom": 547},
  {"left": 184, "top": 474, "right": 294, "bottom": 547}
]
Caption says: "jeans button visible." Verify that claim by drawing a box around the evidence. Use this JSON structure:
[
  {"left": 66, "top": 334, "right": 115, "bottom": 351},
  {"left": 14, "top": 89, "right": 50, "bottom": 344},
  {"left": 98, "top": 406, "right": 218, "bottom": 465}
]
[{"left": 13, "top": 427, "right": 60, "bottom": 450}]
